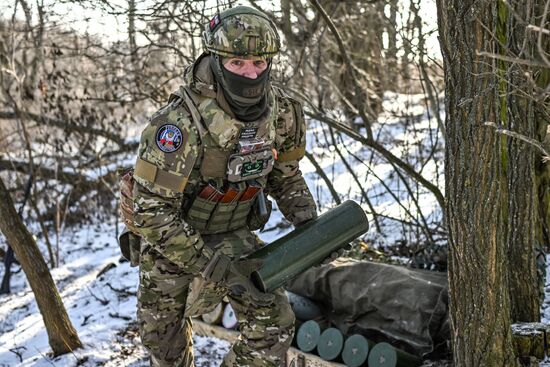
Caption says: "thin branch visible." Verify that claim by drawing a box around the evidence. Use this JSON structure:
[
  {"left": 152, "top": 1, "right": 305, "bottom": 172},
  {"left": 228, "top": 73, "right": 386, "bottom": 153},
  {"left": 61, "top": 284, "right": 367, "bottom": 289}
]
[
  {"left": 307, "top": 109, "right": 446, "bottom": 208},
  {"left": 476, "top": 51, "right": 550, "bottom": 69},
  {"left": 527, "top": 24, "right": 550, "bottom": 36},
  {"left": 309, "top": 0, "right": 375, "bottom": 139},
  {"left": 0, "top": 111, "right": 125, "bottom": 146},
  {"left": 330, "top": 128, "right": 382, "bottom": 233},
  {"left": 304, "top": 150, "right": 341, "bottom": 205},
  {"left": 484, "top": 121, "right": 550, "bottom": 162}
]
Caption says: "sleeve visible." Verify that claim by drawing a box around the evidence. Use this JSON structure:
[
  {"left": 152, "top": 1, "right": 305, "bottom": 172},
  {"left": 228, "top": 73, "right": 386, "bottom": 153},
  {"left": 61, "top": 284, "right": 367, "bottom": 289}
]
[
  {"left": 266, "top": 94, "right": 317, "bottom": 226},
  {"left": 132, "top": 104, "right": 213, "bottom": 273}
]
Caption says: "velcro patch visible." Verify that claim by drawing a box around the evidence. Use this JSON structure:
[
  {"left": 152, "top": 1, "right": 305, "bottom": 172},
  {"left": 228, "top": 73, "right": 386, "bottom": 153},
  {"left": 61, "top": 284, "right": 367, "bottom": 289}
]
[
  {"left": 209, "top": 14, "right": 221, "bottom": 31},
  {"left": 239, "top": 127, "right": 258, "bottom": 140},
  {"left": 156, "top": 124, "right": 183, "bottom": 153}
]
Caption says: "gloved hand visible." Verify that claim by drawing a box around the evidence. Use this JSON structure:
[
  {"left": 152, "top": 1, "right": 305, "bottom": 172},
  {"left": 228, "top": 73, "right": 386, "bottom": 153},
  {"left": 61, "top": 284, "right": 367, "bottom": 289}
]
[
  {"left": 320, "top": 243, "right": 353, "bottom": 265},
  {"left": 201, "top": 252, "right": 275, "bottom": 306}
]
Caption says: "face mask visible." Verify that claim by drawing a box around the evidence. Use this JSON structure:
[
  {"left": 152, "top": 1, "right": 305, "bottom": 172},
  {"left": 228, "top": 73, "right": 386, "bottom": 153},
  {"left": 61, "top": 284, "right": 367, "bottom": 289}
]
[{"left": 209, "top": 54, "right": 270, "bottom": 122}]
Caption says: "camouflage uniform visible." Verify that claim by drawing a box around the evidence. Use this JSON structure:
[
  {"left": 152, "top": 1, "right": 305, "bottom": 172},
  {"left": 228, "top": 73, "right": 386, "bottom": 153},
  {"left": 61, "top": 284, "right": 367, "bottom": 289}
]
[{"left": 133, "top": 7, "right": 316, "bottom": 367}]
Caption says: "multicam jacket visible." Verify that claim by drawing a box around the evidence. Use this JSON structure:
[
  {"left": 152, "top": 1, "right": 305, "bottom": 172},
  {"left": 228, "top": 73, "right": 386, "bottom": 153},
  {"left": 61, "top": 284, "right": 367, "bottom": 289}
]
[{"left": 132, "top": 53, "right": 317, "bottom": 274}]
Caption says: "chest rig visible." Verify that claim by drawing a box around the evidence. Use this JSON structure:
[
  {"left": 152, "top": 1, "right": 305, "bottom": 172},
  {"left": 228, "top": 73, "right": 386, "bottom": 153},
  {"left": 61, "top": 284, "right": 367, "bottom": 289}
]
[{"left": 179, "top": 85, "right": 277, "bottom": 234}]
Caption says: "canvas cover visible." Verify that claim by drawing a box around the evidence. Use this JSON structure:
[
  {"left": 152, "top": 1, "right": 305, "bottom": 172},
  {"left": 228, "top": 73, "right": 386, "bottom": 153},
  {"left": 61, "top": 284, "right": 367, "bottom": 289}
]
[{"left": 285, "top": 258, "right": 450, "bottom": 357}]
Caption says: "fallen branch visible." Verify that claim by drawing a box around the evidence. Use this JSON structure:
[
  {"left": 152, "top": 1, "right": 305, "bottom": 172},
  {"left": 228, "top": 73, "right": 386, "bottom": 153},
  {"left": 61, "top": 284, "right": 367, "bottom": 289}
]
[
  {"left": 85, "top": 286, "right": 109, "bottom": 306},
  {"left": 106, "top": 283, "right": 136, "bottom": 297}
]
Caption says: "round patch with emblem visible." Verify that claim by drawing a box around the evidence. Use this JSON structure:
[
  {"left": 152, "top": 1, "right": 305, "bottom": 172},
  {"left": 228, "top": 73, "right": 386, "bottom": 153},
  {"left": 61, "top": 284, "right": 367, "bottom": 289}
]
[{"left": 156, "top": 124, "right": 183, "bottom": 153}]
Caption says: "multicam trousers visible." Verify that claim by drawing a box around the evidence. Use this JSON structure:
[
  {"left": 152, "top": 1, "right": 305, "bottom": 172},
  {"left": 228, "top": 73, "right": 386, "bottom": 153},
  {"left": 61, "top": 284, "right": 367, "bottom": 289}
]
[{"left": 137, "top": 228, "right": 295, "bottom": 367}]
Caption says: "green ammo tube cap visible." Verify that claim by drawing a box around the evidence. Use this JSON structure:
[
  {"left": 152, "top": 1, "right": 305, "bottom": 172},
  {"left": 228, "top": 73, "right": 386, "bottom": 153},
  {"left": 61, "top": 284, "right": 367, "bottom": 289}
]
[
  {"left": 342, "top": 334, "right": 369, "bottom": 367},
  {"left": 296, "top": 320, "right": 321, "bottom": 353},
  {"left": 368, "top": 342, "right": 397, "bottom": 367},
  {"left": 317, "top": 327, "right": 344, "bottom": 361}
]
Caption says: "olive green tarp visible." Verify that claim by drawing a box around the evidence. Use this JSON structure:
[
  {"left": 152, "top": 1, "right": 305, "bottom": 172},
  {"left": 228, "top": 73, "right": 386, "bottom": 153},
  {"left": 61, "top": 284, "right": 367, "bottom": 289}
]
[{"left": 285, "top": 258, "right": 450, "bottom": 357}]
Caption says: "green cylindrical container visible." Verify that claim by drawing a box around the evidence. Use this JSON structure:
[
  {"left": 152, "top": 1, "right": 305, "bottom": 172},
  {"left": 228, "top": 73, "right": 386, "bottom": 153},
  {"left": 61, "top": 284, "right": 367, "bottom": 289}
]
[
  {"left": 368, "top": 342, "right": 421, "bottom": 367},
  {"left": 342, "top": 334, "right": 370, "bottom": 367},
  {"left": 296, "top": 320, "right": 322, "bottom": 353},
  {"left": 286, "top": 291, "right": 323, "bottom": 321},
  {"left": 317, "top": 327, "right": 344, "bottom": 361},
  {"left": 248, "top": 200, "right": 369, "bottom": 292},
  {"left": 368, "top": 342, "right": 396, "bottom": 367}
]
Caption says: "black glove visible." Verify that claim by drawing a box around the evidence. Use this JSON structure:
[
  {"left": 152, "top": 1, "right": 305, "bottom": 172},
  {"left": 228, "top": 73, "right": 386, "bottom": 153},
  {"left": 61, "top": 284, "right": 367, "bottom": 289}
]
[{"left": 201, "top": 252, "right": 275, "bottom": 306}]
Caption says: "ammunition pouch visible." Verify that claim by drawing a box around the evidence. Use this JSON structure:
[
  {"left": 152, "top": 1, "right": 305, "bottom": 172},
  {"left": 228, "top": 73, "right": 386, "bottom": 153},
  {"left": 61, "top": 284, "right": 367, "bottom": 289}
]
[
  {"left": 118, "top": 227, "right": 141, "bottom": 267},
  {"left": 184, "top": 188, "right": 260, "bottom": 234},
  {"left": 186, "top": 196, "right": 217, "bottom": 231},
  {"left": 227, "top": 148, "right": 274, "bottom": 182},
  {"left": 247, "top": 194, "right": 272, "bottom": 231}
]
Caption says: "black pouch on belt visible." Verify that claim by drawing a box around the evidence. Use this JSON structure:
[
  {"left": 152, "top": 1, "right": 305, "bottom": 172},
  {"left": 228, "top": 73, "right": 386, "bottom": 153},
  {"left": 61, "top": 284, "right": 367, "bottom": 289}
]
[{"left": 247, "top": 189, "right": 272, "bottom": 231}]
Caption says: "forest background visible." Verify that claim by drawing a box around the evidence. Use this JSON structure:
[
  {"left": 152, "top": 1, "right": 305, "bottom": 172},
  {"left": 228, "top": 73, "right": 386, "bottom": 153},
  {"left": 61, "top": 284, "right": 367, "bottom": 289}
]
[{"left": 0, "top": 0, "right": 548, "bottom": 366}]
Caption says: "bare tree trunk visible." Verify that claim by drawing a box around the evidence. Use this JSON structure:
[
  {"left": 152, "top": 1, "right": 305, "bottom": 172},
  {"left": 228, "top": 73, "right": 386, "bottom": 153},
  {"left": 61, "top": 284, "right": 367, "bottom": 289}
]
[
  {"left": 0, "top": 177, "right": 82, "bottom": 356},
  {"left": 534, "top": 0, "right": 550, "bottom": 308},
  {"left": 385, "top": 0, "right": 398, "bottom": 90},
  {"left": 128, "top": 0, "right": 139, "bottom": 88},
  {"left": 281, "top": 0, "right": 292, "bottom": 44},
  {"left": 437, "top": 0, "right": 518, "bottom": 365},
  {"left": 0, "top": 173, "right": 33, "bottom": 294},
  {"left": 503, "top": 0, "right": 542, "bottom": 322}
]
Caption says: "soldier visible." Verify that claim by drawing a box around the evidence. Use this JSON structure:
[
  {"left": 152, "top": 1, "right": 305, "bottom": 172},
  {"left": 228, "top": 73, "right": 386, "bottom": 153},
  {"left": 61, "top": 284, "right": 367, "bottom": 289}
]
[{"left": 131, "top": 5, "right": 317, "bottom": 367}]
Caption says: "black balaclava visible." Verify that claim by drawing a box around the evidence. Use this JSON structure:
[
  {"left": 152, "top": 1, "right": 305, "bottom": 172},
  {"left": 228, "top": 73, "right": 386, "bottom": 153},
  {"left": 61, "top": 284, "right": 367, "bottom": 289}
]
[{"left": 209, "top": 54, "right": 270, "bottom": 122}]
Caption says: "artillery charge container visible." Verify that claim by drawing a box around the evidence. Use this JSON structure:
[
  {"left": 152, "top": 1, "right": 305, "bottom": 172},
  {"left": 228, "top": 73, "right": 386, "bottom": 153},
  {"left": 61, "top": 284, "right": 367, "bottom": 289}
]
[
  {"left": 342, "top": 334, "right": 370, "bottom": 367},
  {"left": 296, "top": 320, "right": 322, "bottom": 353},
  {"left": 247, "top": 200, "right": 369, "bottom": 292}
]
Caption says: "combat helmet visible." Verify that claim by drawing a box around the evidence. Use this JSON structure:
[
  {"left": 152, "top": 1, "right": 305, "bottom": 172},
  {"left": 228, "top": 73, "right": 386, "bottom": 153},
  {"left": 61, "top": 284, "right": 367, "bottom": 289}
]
[{"left": 202, "top": 6, "right": 280, "bottom": 58}]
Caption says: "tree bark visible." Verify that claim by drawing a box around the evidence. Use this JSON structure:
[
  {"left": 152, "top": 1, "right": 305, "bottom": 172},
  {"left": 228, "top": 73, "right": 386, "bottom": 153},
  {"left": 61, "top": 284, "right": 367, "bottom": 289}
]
[
  {"left": 385, "top": 0, "right": 398, "bottom": 90},
  {"left": 0, "top": 177, "right": 82, "bottom": 356},
  {"left": 437, "top": 0, "right": 518, "bottom": 365},
  {"left": 503, "top": 0, "right": 542, "bottom": 322},
  {"left": 534, "top": 0, "right": 550, "bottom": 312}
]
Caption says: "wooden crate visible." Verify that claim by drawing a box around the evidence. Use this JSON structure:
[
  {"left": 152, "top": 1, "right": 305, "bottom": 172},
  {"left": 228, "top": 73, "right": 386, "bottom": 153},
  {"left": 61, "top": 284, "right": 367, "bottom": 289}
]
[{"left": 192, "top": 319, "right": 346, "bottom": 367}]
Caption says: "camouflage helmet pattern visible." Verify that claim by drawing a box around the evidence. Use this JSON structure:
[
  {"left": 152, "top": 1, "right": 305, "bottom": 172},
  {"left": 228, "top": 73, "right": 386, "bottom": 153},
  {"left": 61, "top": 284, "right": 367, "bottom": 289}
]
[{"left": 203, "top": 6, "right": 280, "bottom": 58}]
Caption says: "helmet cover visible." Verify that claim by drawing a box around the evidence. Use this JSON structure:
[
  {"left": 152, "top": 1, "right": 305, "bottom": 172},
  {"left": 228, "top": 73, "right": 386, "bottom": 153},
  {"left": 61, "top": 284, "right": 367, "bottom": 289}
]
[{"left": 203, "top": 6, "right": 280, "bottom": 58}]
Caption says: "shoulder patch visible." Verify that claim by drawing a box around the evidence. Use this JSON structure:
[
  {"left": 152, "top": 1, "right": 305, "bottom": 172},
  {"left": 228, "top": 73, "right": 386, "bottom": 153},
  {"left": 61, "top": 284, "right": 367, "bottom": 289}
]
[{"left": 156, "top": 124, "right": 183, "bottom": 153}]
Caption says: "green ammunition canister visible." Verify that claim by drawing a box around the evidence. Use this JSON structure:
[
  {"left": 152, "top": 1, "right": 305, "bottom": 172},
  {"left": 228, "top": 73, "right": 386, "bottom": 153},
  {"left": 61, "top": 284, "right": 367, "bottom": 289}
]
[
  {"left": 317, "top": 327, "right": 344, "bottom": 361},
  {"left": 248, "top": 200, "right": 369, "bottom": 292},
  {"left": 342, "top": 334, "right": 370, "bottom": 367},
  {"left": 368, "top": 342, "right": 421, "bottom": 367},
  {"left": 285, "top": 291, "right": 323, "bottom": 321},
  {"left": 296, "top": 320, "right": 322, "bottom": 353}
]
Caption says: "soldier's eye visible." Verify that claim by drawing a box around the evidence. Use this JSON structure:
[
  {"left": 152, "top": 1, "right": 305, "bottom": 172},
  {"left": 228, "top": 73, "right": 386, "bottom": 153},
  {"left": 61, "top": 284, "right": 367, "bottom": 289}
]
[
  {"left": 254, "top": 60, "right": 266, "bottom": 68},
  {"left": 231, "top": 60, "right": 244, "bottom": 67}
]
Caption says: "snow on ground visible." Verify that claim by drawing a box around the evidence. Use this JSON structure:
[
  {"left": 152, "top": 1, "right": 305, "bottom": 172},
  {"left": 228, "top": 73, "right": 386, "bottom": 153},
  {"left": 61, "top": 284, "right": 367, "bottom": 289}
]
[
  {"left": 0, "top": 220, "right": 234, "bottom": 366},
  {"left": 0, "top": 90, "right": 547, "bottom": 366},
  {"left": 0, "top": 207, "right": 297, "bottom": 366},
  {"left": 0, "top": 92, "right": 448, "bottom": 365}
]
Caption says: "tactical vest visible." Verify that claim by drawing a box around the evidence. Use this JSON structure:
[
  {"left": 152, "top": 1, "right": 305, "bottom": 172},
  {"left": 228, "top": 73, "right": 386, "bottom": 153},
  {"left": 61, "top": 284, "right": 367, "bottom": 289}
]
[{"left": 177, "top": 85, "right": 278, "bottom": 234}]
